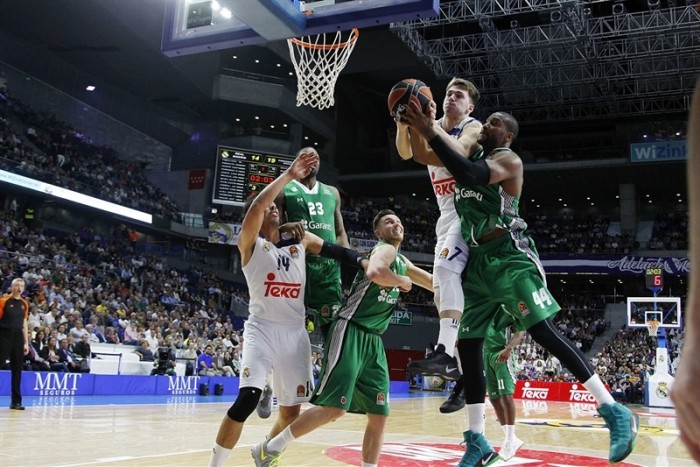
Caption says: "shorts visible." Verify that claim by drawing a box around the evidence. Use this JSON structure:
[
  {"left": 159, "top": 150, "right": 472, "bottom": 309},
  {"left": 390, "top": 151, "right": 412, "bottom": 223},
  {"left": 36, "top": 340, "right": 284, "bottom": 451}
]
[
  {"left": 311, "top": 319, "right": 390, "bottom": 415},
  {"left": 239, "top": 318, "right": 314, "bottom": 406},
  {"left": 459, "top": 234, "right": 560, "bottom": 339},
  {"left": 433, "top": 219, "right": 469, "bottom": 278},
  {"left": 305, "top": 259, "right": 343, "bottom": 325},
  {"left": 484, "top": 349, "right": 517, "bottom": 398}
]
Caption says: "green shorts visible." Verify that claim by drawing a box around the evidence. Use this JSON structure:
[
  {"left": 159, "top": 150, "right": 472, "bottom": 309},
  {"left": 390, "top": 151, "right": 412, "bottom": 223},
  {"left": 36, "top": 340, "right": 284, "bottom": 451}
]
[
  {"left": 306, "top": 259, "right": 343, "bottom": 326},
  {"left": 310, "top": 319, "right": 390, "bottom": 416},
  {"left": 484, "top": 349, "right": 517, "bottom": 398},
  {"left": 459, "top": 234, "right": 560, "bottom": 339}
]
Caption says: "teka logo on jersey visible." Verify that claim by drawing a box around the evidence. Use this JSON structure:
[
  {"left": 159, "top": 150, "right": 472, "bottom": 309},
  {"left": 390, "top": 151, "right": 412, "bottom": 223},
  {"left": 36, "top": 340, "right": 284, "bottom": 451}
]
[
  {"left": 34, "top": 372, "right": 83, "bottom": 396},
  {"left": 521, "top": 382, "right": 549, "bottom": 400},
  {"left": 264, "top": 273, "right": 301, "bottom": 298},
  {"left": 431, "top": 174, "right": 455, "bottom": 197},
  {"left": 569, "top": 383, "right": 596, "bottom": 402},
  {"left": 455, "top": 188, "right": 483, "bottom": 202},
  {"left": 167, "top": 375, "right": 201, "bottom": 395}
]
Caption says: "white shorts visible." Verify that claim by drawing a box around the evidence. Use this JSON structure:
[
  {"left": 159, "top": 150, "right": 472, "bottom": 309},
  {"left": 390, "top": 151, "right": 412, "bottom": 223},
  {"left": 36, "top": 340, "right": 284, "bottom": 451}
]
[
  {"left": 240, "top": 318, "right": 314, "bottom": 406},
  {"left": 433, "top": 220, "right": 469, "bottom": 281}
]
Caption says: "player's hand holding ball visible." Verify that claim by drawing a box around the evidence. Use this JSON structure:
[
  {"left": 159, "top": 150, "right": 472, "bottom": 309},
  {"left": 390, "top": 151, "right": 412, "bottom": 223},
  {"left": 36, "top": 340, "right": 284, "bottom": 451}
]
[{"left": 388, "top": 79, "right": 433, "bottom": 123}]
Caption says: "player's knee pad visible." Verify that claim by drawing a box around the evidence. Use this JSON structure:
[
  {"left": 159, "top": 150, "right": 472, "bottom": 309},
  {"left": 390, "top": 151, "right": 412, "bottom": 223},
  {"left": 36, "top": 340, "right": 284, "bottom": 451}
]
[
  {"left": 226, "top": 386, "right": 262, "bottom": 423},
  {"left": 434, "top": 266, "right": 464, "bottom": 312}
]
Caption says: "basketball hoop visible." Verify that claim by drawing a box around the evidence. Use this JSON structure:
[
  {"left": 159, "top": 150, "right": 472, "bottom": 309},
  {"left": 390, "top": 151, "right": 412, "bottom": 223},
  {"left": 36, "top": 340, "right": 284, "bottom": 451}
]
[
  {"left": 647, "top": 320, "right": 660, "bottom": 337},
  {"left": 287, "top": 28, "right": 359, "bottom": 110}
]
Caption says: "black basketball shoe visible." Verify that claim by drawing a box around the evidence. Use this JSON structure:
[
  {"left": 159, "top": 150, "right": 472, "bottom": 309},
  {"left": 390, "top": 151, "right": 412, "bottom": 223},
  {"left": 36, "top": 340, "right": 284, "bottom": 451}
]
[
  {"left": 407, "top": 344, "right": 461, "bottom": 380},
  {"left": 440, "top": 388, "right": 466, "bottom": 414}
]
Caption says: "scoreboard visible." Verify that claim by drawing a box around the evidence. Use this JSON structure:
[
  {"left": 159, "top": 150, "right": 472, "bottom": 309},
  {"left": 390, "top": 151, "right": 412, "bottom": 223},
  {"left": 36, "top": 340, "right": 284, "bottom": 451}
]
[
  {"left": 212, "top": 146, "right": 293, "bottom": 206},
  {"left": 645, "top": 267, "right": 664, "bottom": 290}
]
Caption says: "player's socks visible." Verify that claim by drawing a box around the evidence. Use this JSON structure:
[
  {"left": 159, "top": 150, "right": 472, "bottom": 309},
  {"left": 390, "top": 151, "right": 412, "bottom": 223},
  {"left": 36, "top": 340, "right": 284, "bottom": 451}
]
[
  {"left": 504, "top": 424, "right": 515, "bottom": 441},
  {"left": 208, "top": 443, "right": 231, "bottom": 467},
  {"left": 267, "top": 426, "right": 295, "bottom": 452},
  {"left": 583, "top": 374, "right": 616, "bottom": 405},
  {"left": 437, "top": 318, "right": 459, "bottom": 357},
  {"left": 467, "top": 403, "right": 486, "bottom": 434},
  {"left": 362, "top": 463, "right": 378, "bottom": 467}
]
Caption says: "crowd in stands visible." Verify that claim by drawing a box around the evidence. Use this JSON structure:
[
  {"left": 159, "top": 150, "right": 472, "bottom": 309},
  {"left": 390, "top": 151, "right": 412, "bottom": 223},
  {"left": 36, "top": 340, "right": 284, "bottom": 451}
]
[
  {"left": 0, "top": 85, "right": 180, "bottom": 220},
  {"left": 648, "top": 211, "right": 688, "bottom": 250},
  {"left": 0, "top": 208, "right": 250, "bottom": 377},
  {"left": 528, "top": 213, "right": 637, "bottom": 255}
]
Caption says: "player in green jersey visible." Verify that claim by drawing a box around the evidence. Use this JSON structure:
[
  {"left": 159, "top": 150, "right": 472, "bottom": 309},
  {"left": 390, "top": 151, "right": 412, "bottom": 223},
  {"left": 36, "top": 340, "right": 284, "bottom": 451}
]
[
  {"left": 483, "top": 309, "right": 525, "bottom": 461},
  {"left": 252, "top": 209, "right": 433, "bottom": 467},
  {"left": 276, "top": 146, "right": 349, "bottom": 338},
  {"left": 403, "top": 101, "right": 639, "bottom": 466}
]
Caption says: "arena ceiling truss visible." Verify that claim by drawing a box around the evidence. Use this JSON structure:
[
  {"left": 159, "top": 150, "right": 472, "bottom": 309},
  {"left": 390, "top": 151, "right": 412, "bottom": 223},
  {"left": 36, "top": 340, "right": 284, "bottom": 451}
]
[{"left": 391, "top": 1, "right": 700, "bottom": 123}]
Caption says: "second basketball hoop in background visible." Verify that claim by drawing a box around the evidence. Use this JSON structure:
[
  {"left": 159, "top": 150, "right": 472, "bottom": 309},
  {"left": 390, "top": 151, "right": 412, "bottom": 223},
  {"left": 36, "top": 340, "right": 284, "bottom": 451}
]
[{"left": 287, "top": 28, "right": 359, "bottom": 110}]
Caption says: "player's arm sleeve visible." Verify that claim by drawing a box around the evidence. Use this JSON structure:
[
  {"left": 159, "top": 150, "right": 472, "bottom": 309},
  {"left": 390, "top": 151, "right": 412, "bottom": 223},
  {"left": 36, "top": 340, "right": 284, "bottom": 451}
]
[
  {"left": 319, "top": 242, "right": 365, "bottom": 268},
  {"left": 427, "top": 134, "right": 490, "bottom": 186}
]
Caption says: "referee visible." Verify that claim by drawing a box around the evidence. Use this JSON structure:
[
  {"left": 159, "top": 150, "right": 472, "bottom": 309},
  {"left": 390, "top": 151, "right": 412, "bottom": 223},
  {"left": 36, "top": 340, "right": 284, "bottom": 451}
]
[{"left": 0, "top": 278, "right": 30, "bottom": 410}]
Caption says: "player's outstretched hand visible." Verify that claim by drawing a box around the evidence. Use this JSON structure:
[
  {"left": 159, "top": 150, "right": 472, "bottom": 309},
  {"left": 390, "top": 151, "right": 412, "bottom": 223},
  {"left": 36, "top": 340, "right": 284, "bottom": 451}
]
[{"left": 289, "top": 152, "right": 318, "bottom": 179}]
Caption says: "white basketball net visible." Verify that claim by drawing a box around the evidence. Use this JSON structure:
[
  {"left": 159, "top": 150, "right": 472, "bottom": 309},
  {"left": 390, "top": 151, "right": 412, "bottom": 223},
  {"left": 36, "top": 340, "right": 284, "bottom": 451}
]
[
  {"left": 287, "top": 28, "right": 359, "bottom": 110},
  {"left": 647, "top": 320, "right": 660, "bottom": 337}
]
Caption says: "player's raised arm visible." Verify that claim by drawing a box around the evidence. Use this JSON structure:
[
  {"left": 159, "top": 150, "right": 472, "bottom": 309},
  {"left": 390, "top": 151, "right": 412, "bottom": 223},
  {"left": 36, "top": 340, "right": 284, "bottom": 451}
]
[{"left": 238, "top": 153, "right": 317, "bottom": 265}]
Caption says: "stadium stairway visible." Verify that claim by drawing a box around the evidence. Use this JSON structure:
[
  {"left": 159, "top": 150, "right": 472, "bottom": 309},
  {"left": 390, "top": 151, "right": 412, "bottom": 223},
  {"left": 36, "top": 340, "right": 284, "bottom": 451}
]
[{"left": 585, "top": 303, "right": 629, "bottom": 357}]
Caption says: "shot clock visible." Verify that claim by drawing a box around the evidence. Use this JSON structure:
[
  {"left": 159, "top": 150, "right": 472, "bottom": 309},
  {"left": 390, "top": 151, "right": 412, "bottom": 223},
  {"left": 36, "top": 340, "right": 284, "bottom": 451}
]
[{"left": 645, "top": 267, "right": 664, "bottom": 291}]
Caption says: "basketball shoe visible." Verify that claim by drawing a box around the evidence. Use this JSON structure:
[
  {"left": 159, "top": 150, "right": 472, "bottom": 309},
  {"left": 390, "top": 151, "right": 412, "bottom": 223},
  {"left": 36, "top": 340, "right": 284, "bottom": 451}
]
[
  {"left": 597, "top": 402, "right": 639, "bottom": 463},
  {"left": 407, "top": 344, "right": 461, "bottom": 380},
  {"left": 251, "top": 439, "right": 284, "bottom": 467},
  {"left": 457, "top": 430, "right": 499, "bottom": 467},
  {"left": 498, "top": 437, "right": 524, "bottom": 461},
  {"left": 256, "top": 384, "right": 273, "bottom": 419},
  {"left": 439, "top": 386, "right": 465, "bottom": 413}
]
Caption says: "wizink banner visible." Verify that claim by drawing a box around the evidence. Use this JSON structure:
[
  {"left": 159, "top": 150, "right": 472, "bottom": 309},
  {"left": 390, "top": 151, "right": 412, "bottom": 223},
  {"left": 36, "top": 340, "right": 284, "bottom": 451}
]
[
  {"left": 630, "top": 140, "right": 687, "bottom": 163},
  {"left": 541, "top": 255, "right": 689, "bottom": 276}
]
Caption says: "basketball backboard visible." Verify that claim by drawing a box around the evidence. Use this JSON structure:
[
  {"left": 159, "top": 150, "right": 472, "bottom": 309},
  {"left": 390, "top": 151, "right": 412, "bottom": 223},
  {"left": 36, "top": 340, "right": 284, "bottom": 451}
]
[
  {"left": 161, "top": 0, "right": 439, "bottom": 56},
  {"left": 627, "top": 297, "right": 682, "bottom": 329}
]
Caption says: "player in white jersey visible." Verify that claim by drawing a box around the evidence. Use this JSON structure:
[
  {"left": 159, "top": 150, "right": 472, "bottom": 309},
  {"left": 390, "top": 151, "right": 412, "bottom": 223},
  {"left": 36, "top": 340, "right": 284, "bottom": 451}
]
[
  {"left": 395, "top": 78, "right": 481, "bottom": 410},
  {"left": 209, "top": 151, "right": 367, "bottom": 467}
]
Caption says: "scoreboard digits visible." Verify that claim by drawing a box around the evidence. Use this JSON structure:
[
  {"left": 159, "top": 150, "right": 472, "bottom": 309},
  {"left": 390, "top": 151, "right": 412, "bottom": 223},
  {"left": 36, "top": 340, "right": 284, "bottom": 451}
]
[
  {"left": 645, "top": 267, "right": 664, "bottom": 290},
  {"left": 212, "top": 146, "right": 294, "bottom": 206}
]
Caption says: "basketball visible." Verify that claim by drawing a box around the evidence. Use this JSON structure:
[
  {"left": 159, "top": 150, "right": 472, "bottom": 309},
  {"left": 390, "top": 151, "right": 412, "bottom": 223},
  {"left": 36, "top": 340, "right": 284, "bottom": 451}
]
[{"left": 387, "top": 79, "right": 433, "bottom": 119}]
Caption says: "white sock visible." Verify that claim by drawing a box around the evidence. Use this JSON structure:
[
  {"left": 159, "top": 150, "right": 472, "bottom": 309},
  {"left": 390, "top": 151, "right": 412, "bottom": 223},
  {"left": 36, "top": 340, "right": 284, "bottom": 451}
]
[
  {"left": 437, "top": 318, "right": 459, "bottom": 357},
  {"left": 208, "top": 443, "right": 232, "bottom": 467},
  {"left": 467, "top": 403, "right": 486, "bottom": 434},
  {"left": 501, "top": 424, "right": 508, "bottom": 435},
  {"left": 583, "top": 374, "right": 616, "bottom": 406},
  {"left": 362, "top": 463, "right": 378, "bottom": 467},
  {"left": 267, "top": 426, "right": 295, "bottom": 453},
  {"left": 504, "top": 424, "right": 515, "bottom": 441}
]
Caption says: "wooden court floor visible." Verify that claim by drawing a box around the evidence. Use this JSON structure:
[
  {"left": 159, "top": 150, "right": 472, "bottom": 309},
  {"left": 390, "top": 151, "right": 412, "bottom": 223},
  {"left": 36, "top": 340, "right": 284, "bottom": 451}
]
[{"left": 0, "top": 394, "right": 692, "bottom": 467}]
